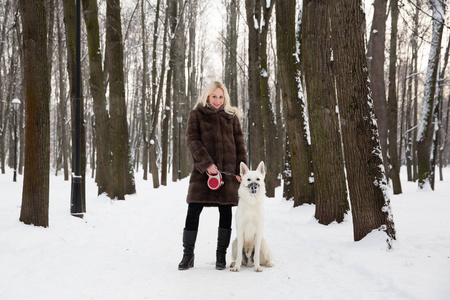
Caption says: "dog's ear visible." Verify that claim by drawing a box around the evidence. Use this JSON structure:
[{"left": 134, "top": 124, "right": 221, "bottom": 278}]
[
  {"left": 240, "top": 162, "right": 249, "bottom": 176},
  {"left": 257, "top": 161, "right": 265, "bottom": 176}
]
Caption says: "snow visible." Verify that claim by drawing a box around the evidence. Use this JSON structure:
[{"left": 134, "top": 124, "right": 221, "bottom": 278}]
[
  {"left": 1, "top": 167, "right": 450, "bottom": 300},
  {"left": 260, "top": 69, "right": 268, "bottom": 78},
  {"left": 253, "top": 15, "right": 259, "bottom": 30}
]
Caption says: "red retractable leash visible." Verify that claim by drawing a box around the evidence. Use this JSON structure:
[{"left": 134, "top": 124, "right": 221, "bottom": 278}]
[
  {"left": 206, "top": 170, "right": 238, "bottom": 190},
  {"left": 207, "top": 172, "right": 224, "bottom": 190}
]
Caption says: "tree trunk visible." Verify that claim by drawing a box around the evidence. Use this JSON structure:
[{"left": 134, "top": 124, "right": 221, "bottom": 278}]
[
  {"left": 0, "top": 1, "right": 12, "bottom": 174},
  {"left": 412, "top": 0, "right": 420, "bottom": 181},
  {"left": 399, "top": 59, "right": 408, "bottom": 181},
  {"left": 302, "top": 0, "right": 349, "bottom": 224},
  {"left": 434, "top": 26, "right": 450, "bottom": 183},
  {"left": 416, "top": 0, "right": 445, "bottom": 190},
  {"left": 367, "top": 0, "right": 389, "bottom": 178},
  {"left": 282, "top": 134, "right": 294, "bottom": 201},
  {"left": 440, "top": 95, "right": 450, "bottom": 180},
  {"left": 161, "top": 0, "right": 173, "bottom": 186},
  {"left": 149, "top": 0, "right": 163, "bottom": 188},
  {"left": 171, "top": 0, "right": 186, "bottom": 182},
  {"left": 387, "top": 0, "right": 402, "bottom": 194},
  {"left": 18, "top": 0, "right": 50, "bottom": 227},
  {"left": 187, "top": 0, "right": 197, "bottom": 109},
  {"left": 82, "top": 0, "right": 112, "bottom": 195},
  {"left": 245, "top": 0, "right": 265, "bottom": 170},
  {"left": 405, "top": 56, "right": 414, "bottom": 181},
  {"left": 57, "top": 0, "right": 69, "bottom": 181},
  {"left": 257, "top": 1, "right": 279, "bottom": 197},
  {"left": 141, "top": 0, "right": 149, "bottom": 181},
  {"left": 46, "top": 0, "right": 55, "bottom": 79},
  {"left": 273, "top": 47, "right": 284, "bottom": 188},
  {"left": 276, "top": 0, "right": 315, "bottom": 206},
  {"left": 106, "top": 0, "right": 136, "bottom": 199},
  {"left": 225, "top": 0, "right": 238, "bottom": 107},
  {"left": 329, "top": 0, "right": 396, "bottom": 244}
]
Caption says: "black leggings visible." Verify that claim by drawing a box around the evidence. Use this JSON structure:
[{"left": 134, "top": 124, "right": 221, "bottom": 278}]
[{"left": 184, "top": 203, "right": 232, "bottom": 231}]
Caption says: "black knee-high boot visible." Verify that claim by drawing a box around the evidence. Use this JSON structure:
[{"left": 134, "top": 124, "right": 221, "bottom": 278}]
[
  {"left": 178, "top": 229, "right": 198, "bottom": 270},
  {"left": 216, "top": 227, "right": 232, "bottom": 270}
]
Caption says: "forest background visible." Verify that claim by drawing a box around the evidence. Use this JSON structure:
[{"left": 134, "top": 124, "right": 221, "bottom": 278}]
[{"left": 0, "top": 0, "right": 449, "bottom": 245}]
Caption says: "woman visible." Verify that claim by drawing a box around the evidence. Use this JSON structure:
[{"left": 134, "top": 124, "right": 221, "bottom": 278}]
[{"left": 178, "top": 81, "right": 248, "bottom": 270}]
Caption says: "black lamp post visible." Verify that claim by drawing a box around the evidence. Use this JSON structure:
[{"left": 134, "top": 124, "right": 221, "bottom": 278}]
[
  {"left": 12, "top": 98, "right": 20, "bottom": 182},
  {"left": 71, "top": 0, "right": 83, "bottom": 217},
  {"left": 177, "top": 115, "right": 183, "bottom": 181}
]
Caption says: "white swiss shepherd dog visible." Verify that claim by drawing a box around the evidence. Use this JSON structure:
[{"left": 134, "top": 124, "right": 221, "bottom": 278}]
[{"left": 230, "top": 161, "right": 273, "bottom": 272}]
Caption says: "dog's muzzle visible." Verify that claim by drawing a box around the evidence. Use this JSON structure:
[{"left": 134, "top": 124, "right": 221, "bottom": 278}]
[{"left": 247, "top": 182, "right": 260, "bottom": 195}]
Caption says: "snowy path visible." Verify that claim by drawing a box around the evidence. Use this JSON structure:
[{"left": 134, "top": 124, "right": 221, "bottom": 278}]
[{"left": 1, "top": 169, "right": 449, "bottom": 299}]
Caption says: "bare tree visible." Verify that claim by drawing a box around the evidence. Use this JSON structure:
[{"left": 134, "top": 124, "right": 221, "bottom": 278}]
[
  {"left": 106, "top": 0, "right": 136, "bottom": 199},
  {"left": 301, "top": 0, "right": 349, "bottom": 224},
  {"left": 275, "top": 0, "right": 315, "bottom": 206},
  {"left": 245, "top": 0, "right": 265, "bottom": 169},
  {"left": 329, "top": 0, "right": 396, "bottom": 244},
  {"left": 367, "top": 0, "right": 389, "bottom": 178},
  {"left": 56, "top": 0, "right": 69, "bottom": 181},
  {"left": 412, "top": 0, "right": 421, "bottom": 181},
  {"left": 0, "top": 0, "right": 13, "bottom": 175},
  {"left": 82, "top": 0, "right": 112, "bottom": 196},
  {"left": 259, "top": 0, "right": 279, "bottom": 197},
  {"left": 18, "top": 0, "right": 50, "bottom": 227},
  {"left": 387, "top": 0, "right": 402, "bottom": 194},
  {"left": 148, "top": 0, "right": 163, "bottom": 189},
  {"left": 170, "top": 0, "right": 189, "bottom": 182},
  {"left": 434, "top": 21, "right": 450, "bottom": 184},
  {"left": 141, "top": 0, "right": 150, "bottom": 181},
  {"left": 187, "top": 0, "right": 198, "bottom": 108},
  {"left": 225, "top": 0, "right": 239, "bottom": 107},
  {"left": 417, "top": 0, "right": 445, "bottom": 190},
  {"left": 161, "top": 0, "right": 174, "bottom": 186}
]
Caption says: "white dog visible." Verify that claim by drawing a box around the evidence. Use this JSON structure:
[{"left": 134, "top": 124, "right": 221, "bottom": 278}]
[{"left": 230, "top": 161, "right": 273, "bottom": 272}]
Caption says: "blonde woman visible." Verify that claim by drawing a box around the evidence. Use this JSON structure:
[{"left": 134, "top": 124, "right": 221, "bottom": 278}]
[{"left": 178, "top": 81, "right": 248, "bottom": 270}]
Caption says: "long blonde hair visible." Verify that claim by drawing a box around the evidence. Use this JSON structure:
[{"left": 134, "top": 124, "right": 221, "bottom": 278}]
[{"left": 193, "top": 81, "right": 241, "bottom": 117}]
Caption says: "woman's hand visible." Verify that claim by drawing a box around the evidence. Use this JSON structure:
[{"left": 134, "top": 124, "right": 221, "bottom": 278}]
[
  {"left": 206, "top": 164, "right": 218, "bottom": 175},
  {"left": 236, "top": 175, "right": 242, "bottom": 183}
]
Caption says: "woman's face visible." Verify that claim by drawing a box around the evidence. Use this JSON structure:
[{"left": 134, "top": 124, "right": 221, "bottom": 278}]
[{"left": 208, "top": 88, "right": 225, "bottom": 110}]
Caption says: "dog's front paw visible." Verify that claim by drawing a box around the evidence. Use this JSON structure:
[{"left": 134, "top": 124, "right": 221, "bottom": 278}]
[
  {"left": 254, "top": 266, "right": 263, "bottom": 272},
  {"left": 230, "top": 265, "right": 241, "bottom": 272},
  {"left": 265, "top": 261, "right": 274, "bottom": 268}
]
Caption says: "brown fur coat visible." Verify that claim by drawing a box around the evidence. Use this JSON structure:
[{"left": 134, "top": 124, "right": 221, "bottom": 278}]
[{"left": 185, "top": 106, "right": 247, "bottom": 206}]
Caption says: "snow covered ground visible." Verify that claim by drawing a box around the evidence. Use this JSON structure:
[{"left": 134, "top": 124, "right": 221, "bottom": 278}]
[{"left": 1, "top": 167, "right": 449, "bottom": 300}]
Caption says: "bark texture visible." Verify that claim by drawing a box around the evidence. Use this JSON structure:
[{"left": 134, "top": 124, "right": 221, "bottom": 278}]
[
  {"left": 367, "top": 0, "right": 389, "bottom": 177},
  {"left": 106, "top": 0, "right": 136, "bottom": 199},
  {"left": 302, "top": 0, "right": 349, "bottom": 224},
  {"left": 19, "top": 0, "right": 50, "bottom": 227},
  {"left": 329, "top": 0, "right": 395, "bottom": 243},
  {"left": 416, "top": 0, "right": 445, "bottom": 189},
  {"left": 276, "top": 0, "right": 315, "bottom": 206}
]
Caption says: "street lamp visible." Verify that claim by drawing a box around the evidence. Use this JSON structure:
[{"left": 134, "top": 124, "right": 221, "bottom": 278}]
[
  {"left": 177, "top": 115, "right": 183, "bottom": 181},
  {"left": 71, "top": 0, "right": 83, "bottom": 217},
  {"left": 12, "top": 99, "right": 20, "bottom": 182}
]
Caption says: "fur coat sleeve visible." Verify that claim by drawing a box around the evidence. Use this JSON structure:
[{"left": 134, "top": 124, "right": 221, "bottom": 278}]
[{"left": 186, "top": 109, "right": 215, "bottom": 173}]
